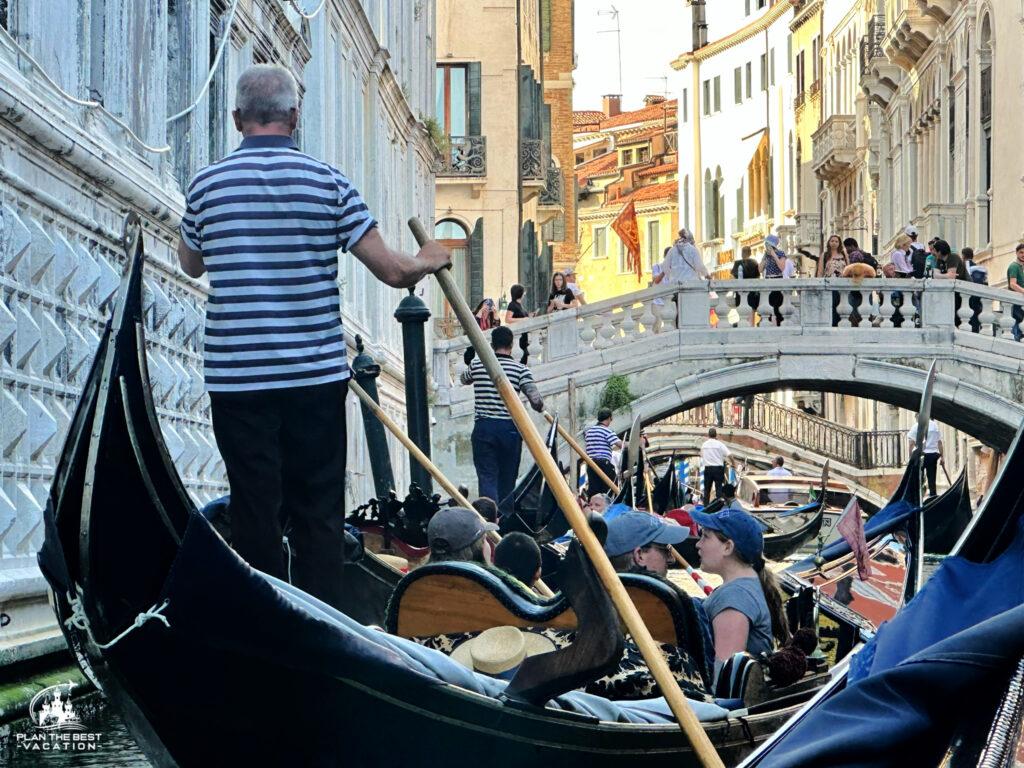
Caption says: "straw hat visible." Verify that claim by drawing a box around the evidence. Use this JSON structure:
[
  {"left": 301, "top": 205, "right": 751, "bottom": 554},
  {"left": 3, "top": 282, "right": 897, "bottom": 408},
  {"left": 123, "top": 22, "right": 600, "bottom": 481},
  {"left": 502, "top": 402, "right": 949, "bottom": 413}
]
[{"left": 450, "top": 626, "right": 555, "bottom": 676}]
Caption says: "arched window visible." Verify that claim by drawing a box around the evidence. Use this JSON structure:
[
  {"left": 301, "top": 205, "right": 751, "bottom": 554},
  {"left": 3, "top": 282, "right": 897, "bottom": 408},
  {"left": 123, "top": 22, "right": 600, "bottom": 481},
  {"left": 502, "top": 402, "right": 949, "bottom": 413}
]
[
  {"left": 979, "top": 14, "right": 993, "bottom": 244},
  {"left": 435, "top": 219, "right": 470, "bottom": 313}
]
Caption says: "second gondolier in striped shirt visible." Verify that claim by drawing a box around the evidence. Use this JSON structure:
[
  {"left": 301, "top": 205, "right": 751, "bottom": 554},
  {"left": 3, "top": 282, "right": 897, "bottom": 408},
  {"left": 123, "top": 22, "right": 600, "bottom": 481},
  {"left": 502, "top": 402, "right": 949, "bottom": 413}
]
[
  {"left": 176, "top": 65, "right": 450, "bottom": 611},
  {"left": 459, "top": 327, "right": 543, "bottom": 516},
  {"left": 585, "top": 408, "right": 623, "bottom": 498}
]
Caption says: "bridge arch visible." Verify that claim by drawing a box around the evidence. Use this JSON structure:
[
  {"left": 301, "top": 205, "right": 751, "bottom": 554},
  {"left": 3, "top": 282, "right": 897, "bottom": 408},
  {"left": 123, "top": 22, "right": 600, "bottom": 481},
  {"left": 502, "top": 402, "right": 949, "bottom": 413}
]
[{"left": 619, "top": 356, "right": 1024, "bottom": 451}]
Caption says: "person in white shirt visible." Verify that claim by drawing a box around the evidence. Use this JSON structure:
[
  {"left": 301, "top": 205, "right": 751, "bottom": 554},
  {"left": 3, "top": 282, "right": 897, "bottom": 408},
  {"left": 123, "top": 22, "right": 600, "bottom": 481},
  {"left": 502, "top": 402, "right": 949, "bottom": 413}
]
[
  {"left": 654, "top": 227, "right": 710, "bottom": 285},
  {"left": 907, "top": 420, "right": 944, "bottom": 497},
  {"left": 766, "top": 456, "right": 792, "bottom": 476},
  {"left": 563, "top": 266, "right": 587, "bottom": 306},
  {"left": 700, "top": 428, "right": 737, "bottom": 505}
]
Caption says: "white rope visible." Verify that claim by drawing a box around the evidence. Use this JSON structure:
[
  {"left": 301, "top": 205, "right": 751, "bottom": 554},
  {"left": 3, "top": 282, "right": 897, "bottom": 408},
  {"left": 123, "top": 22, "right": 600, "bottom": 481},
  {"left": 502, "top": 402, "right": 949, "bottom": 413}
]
[
  {"left": 0, "top": 27, "right": 171, "bottom": 154},
  {"left": 65, "top": 590, "right": 171, "bottom": 650},
  {"left": 166, "top": 0, "right": 242, "bottom": 124},
  {"left": 288, "top": 0, "right": 329, "bottom": 19}
]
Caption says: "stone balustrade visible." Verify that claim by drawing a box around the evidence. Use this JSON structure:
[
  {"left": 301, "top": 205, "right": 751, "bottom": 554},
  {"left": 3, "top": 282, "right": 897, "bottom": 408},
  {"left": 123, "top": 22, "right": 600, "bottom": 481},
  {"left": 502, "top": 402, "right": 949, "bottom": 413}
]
[{"left": 433, "top": 277, "right": 1024, "bottom": 406}]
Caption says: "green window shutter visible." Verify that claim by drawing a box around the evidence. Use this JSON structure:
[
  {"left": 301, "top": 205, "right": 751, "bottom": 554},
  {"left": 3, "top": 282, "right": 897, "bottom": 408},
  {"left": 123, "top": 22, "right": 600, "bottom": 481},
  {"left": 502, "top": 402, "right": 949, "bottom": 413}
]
[
  {"left": 467, "top": 62, "right": 482, "bottom": 137},
  {"left": 469, "top": 217, "right": 484, "bottom": 308}
]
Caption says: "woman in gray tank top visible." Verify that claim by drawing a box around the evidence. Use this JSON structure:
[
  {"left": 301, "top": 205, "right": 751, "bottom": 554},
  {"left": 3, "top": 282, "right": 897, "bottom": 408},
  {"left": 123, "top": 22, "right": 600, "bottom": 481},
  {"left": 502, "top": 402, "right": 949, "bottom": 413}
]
[{"left": 689, "top": 508, "right": 791, "bottom": 662}]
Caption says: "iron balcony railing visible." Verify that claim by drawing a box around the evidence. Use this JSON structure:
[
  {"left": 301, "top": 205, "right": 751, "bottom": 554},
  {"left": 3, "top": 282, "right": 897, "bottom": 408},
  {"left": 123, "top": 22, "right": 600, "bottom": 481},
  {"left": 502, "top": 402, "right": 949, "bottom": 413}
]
[
  {"left": 436, "top": 136, "right": 486, "bottom": 177},
  {"left": 539, "top": 166, "right": 563, "bottom": 206},
  {"left": 520, "top": 139, "right": 544, "bottom": 181}
]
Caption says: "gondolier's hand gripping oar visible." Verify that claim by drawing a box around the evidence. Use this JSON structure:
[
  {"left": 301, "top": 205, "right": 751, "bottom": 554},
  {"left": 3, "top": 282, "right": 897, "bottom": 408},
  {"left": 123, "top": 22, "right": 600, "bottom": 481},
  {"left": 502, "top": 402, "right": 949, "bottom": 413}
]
[
  {"left": 411, "top": 218, "right": 725, "bottom": 768},
  {"left": 347, "top": 379, "right": 555, "bottom": 599},
  {"left": 547, "top": 411, "right": 714, "bottom": 595}
]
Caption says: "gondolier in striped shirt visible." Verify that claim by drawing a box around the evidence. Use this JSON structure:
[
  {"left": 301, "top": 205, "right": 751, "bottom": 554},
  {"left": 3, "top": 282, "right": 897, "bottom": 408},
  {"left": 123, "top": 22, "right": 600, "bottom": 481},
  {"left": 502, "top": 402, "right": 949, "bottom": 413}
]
[
  {"left": 176, "top": 65, "right": 449, "bottom": 610},
  {"left": 460, "top": 326, "right": 544, "bottom": 516},
  {"left": 585, "top": 409, "right": 623, "bottom": 498}
]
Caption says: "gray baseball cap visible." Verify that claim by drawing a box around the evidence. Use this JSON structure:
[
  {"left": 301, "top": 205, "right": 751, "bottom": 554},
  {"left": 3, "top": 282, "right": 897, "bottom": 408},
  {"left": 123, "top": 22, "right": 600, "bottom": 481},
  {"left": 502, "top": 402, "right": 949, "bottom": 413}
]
[{"left": 427, "top": 507, "right": 498, "bottom": 555}]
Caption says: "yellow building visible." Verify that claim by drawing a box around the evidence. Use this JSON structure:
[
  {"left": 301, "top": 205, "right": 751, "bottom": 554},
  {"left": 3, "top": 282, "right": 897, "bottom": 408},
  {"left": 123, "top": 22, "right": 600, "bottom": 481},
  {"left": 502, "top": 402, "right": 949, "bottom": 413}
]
[{"left": 573, "top": 98, "right": 679, "bottom": 303}]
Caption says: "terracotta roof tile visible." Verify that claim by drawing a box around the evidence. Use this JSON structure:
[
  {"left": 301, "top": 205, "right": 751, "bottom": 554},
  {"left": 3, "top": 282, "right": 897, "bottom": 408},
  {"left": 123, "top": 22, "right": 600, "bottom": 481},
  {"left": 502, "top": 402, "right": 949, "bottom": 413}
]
[
  {"left": 573, "top": 110, "right": 605, "bottom": 128},
  {"left": 575, "top": 152, "right": 618, "bottom": 184},
  {"left": 602, "top": 180, "right": 677, "bottom": 208},
  {"left": 636, "top": 161, "right": 678, "bottom": 178},
  {"left": 600, "top": 100, "right": 677, "bottom": 130}
]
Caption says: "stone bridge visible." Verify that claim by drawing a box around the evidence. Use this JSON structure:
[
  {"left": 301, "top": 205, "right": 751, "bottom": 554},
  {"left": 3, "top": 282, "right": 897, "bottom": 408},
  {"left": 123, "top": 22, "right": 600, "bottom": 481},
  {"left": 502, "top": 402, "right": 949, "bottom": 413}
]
[{"left": 431, "top": 278, "right": 1024, "bottom": 490}]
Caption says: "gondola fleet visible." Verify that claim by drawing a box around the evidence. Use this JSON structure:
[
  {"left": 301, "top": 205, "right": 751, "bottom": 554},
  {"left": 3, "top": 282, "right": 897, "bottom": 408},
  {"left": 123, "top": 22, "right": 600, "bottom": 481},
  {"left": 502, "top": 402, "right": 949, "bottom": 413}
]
[{"left": 38, "top": 225, "right": 1024, "bottom": 766}]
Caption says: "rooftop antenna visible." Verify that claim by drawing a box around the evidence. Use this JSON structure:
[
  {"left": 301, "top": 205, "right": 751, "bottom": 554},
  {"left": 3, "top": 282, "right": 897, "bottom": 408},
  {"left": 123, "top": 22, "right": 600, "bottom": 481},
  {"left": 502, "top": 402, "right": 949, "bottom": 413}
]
[{"left": 597, "top": 5, "right": 622, "bottom": 96}]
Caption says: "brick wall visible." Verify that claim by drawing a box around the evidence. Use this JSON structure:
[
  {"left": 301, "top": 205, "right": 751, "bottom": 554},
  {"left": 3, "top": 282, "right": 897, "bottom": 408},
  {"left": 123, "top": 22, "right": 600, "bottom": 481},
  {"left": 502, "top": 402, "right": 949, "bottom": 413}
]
[{"left": 544, "top": 0, "right": 578, "bottom": 271}]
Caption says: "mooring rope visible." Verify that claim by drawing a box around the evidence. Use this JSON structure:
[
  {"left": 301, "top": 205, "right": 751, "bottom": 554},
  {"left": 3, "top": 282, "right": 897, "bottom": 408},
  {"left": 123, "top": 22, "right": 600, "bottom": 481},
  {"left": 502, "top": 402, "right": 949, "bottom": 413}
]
[{"left": 65, "top": 590, "right": 171, "bottom": 650}]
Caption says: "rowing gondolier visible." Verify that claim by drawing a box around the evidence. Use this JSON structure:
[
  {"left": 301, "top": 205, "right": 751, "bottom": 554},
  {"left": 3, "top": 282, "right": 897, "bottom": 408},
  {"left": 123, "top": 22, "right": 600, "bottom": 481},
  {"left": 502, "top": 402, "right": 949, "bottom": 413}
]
[
  {"left": 460, "top": 326, "right": 543, "bottom": 516},
  {"left": 176, "top": 65, "right": 449, "bottom": 609},
  {"left": 907, "top": 419, "right": 944, "bottom": 498},
  {"left": 585, "top": 408, "right": 623, "bottom": 498}
]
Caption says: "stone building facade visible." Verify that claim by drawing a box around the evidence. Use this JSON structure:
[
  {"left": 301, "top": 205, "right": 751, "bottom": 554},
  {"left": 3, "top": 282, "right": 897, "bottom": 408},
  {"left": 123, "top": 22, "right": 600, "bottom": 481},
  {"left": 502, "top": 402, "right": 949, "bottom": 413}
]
[
  {"left": 433, "top": 0, "right": 563, "bottom": 328},
  {"left": 0, "top": 0, "right": 435, "bottom": 657}
]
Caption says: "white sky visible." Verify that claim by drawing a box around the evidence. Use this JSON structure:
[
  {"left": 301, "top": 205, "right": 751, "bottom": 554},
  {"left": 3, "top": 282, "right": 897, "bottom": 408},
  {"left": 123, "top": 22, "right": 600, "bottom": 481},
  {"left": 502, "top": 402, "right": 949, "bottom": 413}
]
[{"left": 573, "top": 0, "right": 688, "bottom": 113}]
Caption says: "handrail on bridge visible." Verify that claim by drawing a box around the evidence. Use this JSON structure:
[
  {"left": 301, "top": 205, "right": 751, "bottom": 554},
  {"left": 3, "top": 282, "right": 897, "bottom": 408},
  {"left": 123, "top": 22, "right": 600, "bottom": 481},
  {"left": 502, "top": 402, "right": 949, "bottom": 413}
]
[{"left": 662, "top": 396, "right": 904, "bottom": 470}]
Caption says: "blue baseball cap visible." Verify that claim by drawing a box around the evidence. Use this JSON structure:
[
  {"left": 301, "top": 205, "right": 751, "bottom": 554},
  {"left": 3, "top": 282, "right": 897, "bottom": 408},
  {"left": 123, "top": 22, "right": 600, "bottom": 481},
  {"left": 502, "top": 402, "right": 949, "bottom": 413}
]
[
  {"left": 688, "top": 507, "right": 765, "bottom": 564},
  {"left": 604, "top": 511, "right": 690, "bottom": 557}
]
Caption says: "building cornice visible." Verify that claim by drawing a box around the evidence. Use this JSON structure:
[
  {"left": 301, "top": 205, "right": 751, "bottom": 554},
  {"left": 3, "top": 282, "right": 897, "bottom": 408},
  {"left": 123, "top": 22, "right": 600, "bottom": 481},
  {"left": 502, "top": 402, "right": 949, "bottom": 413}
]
[
  {"left": 671, "top": 0, "right": 799, "bottom": 70},
  {"left": 789, "top": 0, "right": 822, "bottom": 33}
]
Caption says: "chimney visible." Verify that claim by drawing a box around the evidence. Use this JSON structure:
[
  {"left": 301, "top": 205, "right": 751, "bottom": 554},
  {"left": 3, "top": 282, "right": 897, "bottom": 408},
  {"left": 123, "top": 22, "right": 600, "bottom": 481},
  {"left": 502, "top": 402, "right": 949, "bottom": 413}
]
[
  {"left": 644, "top": 94, "right": 667, "bottom": 106},
  {"left": 602, "top": 94, "right": 621, "bottom": 118},
  {"left": 691, "top": 0, "right": 708, "bottom": 51}
]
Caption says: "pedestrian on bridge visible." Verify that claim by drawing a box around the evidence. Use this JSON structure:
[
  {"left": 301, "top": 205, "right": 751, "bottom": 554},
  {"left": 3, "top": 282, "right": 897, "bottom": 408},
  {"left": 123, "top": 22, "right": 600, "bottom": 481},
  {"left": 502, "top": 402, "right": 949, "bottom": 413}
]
[
  {"left": 461, "top": 326, "right": 544, "bottom": 516},
  {"left": 1006, "top": 243, "right": 1024, "bottom": 341},
  {"left": 176, "top": 64, "right": 449, "bottom": 610},
  {"left": 584, "top": 409, "right": 624, "bottom": 498},
  {"left": 701, "top": 428, "right": 738, "bottom": 506}
]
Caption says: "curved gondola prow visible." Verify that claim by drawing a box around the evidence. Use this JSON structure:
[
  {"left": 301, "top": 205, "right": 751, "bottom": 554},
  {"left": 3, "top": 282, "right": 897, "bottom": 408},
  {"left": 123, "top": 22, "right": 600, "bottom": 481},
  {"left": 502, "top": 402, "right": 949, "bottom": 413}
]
[
  {"left": 498, "top": 417, "right": 560, "bottom": 536},
  {"left": 77, "top": 223, "right": 192, "bottom": 642},
  {"left": 762, "top": 500, "right": 825, "bottom": 561}
]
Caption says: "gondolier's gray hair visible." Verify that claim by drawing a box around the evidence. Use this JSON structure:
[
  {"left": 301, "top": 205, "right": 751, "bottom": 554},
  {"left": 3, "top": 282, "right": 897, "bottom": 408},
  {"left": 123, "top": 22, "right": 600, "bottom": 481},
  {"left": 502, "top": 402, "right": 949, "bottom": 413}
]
[{"left": 235, "top": 65, "right": 299, "bottom": 125}]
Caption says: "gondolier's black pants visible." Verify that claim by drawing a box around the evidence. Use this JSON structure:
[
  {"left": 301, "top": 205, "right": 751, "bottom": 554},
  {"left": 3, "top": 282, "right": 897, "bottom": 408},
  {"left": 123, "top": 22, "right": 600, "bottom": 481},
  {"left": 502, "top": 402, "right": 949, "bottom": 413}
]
[
  {"left": 209, "top": 380, "right": 348, "bottom": 610},
  {"left": 922, "top": 452, "right": 939, "bottom": 497},
  {"left": 703, "top": 465, "right": 726, "bottom": 506},
  {"left": 587, "top": 457, "right": 617, "bottom": 498}
]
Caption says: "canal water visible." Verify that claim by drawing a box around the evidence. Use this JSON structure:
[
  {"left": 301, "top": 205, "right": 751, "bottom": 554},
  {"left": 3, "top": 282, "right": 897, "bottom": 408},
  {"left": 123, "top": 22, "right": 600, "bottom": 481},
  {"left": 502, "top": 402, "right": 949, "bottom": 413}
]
[{"left": 1, "top": 694, "right": 151, "bottom": 767}]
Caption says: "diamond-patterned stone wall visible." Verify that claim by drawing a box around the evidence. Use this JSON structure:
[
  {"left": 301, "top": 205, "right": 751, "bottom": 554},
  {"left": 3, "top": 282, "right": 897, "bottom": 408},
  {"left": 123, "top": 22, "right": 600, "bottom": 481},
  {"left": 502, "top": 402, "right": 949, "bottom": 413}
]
[{"left": 0, "top": 197, "right": 227, "bottom": 572}]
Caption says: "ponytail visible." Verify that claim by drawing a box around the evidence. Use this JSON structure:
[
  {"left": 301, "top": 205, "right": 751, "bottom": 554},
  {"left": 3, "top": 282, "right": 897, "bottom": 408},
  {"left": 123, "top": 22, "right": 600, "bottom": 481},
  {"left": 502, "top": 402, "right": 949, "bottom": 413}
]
[{"left": 753, "top": 558, "right": 792, "bottom": 647}]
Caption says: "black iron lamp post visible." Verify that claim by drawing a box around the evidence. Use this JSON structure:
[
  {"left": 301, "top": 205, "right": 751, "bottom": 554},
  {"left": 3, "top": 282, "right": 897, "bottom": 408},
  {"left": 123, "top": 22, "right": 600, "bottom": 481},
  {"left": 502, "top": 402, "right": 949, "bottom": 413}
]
[{"left": 394, "top": 287, "right": 432, "bottom": 494}]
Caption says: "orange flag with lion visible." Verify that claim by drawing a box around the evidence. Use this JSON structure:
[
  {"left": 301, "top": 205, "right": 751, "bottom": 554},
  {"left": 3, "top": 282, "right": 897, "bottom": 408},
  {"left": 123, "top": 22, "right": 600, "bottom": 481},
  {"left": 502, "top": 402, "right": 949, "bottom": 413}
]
[{"left": 611, "top": 196, "right": 642, "bottom": 282}]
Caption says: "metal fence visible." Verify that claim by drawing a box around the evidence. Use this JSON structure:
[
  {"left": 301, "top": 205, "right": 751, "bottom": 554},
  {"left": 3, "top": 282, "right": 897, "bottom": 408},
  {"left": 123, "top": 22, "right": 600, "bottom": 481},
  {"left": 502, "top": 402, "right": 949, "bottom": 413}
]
[{"left": 666, "top": 396, "right": 904, "bottom": 469}]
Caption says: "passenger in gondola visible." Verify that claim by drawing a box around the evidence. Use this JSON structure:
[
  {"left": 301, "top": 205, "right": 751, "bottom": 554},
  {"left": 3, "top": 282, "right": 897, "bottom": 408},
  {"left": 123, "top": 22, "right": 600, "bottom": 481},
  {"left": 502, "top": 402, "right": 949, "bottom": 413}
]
[
  {"left": 603, "top": 511, "right": 689, "bottom": 578},
  {"left": 719, "top": 483, "right": 746, "bottom": 512},
  {"left": 426, "top": 507, "right": 498, "bottom": 565},
  {"left": 585, "top": 493, "right": 610, "bottom": 516},
  {"left": 690, "top": 508, "right": 792, "bottom": 667},
  {"left": 493, "top": 532, "right": 543, "bottom": 590},
  {"left": 176, "top": 64, "right": 450, "bottom": 610}
]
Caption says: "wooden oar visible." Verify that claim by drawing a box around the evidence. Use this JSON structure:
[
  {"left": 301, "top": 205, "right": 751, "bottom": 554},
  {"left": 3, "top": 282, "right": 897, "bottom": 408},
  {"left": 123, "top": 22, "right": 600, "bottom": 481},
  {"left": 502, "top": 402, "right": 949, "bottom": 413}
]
[
  {"left": 544, "top": 412, "right": 713, "bottom": 595},
  {"left": 349, "top": 379, "right": 555, "bottom": 598},
  {"left": 412, "top": 216, "right": 723, "bottom": 768}
]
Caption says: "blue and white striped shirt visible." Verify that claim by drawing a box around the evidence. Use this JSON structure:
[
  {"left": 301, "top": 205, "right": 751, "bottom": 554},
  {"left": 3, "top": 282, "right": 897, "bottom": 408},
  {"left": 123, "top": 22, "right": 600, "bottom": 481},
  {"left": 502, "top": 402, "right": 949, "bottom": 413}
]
[
  {"left": 180, "top": 135, "right": 376, "bottom": 392},
  {"left": 585, "top": 423, "right": 619, "bottom": 461}
]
